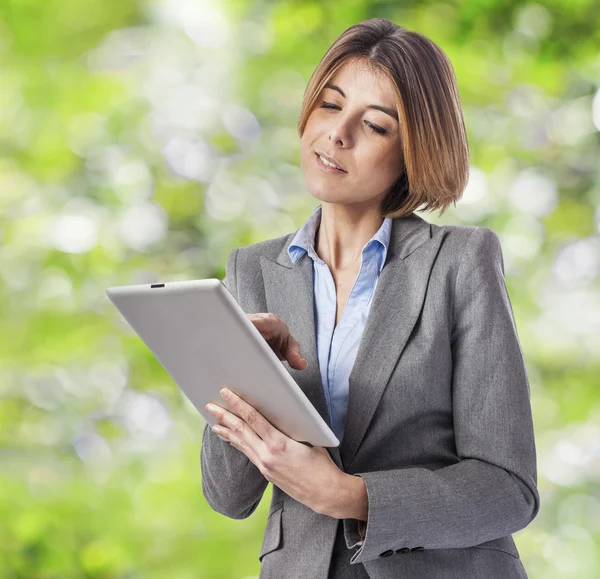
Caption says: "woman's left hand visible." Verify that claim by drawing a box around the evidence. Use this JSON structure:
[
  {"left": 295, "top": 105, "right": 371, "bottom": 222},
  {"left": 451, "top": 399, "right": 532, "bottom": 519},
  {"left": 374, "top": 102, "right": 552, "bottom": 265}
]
[{"left": 205, "top": 387, "right": 343, "bottom": 517}]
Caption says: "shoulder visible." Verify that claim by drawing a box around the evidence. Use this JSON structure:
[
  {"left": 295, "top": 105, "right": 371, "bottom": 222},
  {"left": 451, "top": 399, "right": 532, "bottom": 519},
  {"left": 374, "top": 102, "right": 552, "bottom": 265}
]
[
  {"left": 234, "top": 231, "right": 294, "bottom": 265},
  {"left": 240, "top": 232, "right": 293, "bottom": 255},
  {"left": 226, "top": 233, "right": 294, "bottom": 306},
  {"left": 418, "top": 222, "right": 506, "bottom": 293},
  {"left": 436, "top": 224, "right": 505, "bottom": 290},
  {"left": 430, "top": 222, "right": 503, "bottom": 265},
  {"left": 430, "top": 222, "right": 499, "bottom": 249}
]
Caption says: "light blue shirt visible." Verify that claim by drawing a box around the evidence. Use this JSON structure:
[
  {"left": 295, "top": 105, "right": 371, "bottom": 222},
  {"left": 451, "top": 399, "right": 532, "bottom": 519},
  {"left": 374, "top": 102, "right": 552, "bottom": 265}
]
[{"left": 287, "top": 205, "right": 393, "bottom": 443}]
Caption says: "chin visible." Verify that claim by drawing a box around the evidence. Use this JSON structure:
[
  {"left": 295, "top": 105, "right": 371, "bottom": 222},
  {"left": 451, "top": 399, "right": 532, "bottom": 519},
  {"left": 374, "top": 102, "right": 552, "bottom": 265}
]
[
  {"left": 304, "top": 174, "right": 347, "bottom": 199},
  {"left": 305, "top": 182, "right": 338, "bottom": 200},
  {"left": 307, "top": 189, "right": 351, "bottom": 206}
]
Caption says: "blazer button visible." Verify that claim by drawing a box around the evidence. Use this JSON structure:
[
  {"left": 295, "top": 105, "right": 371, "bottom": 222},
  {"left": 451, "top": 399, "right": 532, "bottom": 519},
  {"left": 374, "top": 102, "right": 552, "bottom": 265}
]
[
  {"left": 395, "top": 547, "right": 411, "bottom": 553},
  {"left": 411, "top": 546, "right": 425, "bottom": 552},
  {"left": 379, "top": 549, "right": 394, "bottom": 558}
]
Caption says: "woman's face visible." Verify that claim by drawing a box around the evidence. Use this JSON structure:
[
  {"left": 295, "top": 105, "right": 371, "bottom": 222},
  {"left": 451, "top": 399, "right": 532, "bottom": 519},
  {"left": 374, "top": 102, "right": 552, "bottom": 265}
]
[{"left": 300, "top": 59, "right": 403, "bottom": 211}]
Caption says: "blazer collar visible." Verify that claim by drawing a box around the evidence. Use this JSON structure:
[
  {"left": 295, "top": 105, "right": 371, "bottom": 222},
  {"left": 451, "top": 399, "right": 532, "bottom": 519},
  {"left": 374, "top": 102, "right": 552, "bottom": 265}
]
[{"left": 260, "top": 211, "right": 444, "bottom": 472}]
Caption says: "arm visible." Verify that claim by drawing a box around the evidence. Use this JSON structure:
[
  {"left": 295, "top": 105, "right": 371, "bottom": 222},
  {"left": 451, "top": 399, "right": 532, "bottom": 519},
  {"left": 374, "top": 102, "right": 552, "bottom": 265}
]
[
  {"left": 341, "top": 227, "right": 541, "bottom": 564},
  {"left": 200, "top": 247, "right": 269, "bottom": 519}
]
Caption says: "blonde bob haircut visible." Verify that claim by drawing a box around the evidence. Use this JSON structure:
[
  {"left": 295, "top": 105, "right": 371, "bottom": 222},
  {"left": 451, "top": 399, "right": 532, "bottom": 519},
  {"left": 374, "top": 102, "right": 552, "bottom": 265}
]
[{"left": 297, "top": 18, "right": 470, "bottom": 218}]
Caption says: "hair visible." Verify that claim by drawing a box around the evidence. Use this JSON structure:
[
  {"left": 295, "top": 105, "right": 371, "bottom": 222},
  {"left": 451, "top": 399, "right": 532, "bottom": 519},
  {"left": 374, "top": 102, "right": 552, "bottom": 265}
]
[{"left": 297, "top": 18, "right": 470, "bottom": 218}]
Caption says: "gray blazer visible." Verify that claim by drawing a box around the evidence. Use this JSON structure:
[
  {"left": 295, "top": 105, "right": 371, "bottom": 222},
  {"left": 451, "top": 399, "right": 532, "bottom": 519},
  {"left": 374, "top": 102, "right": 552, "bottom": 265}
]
[{"left": 201, "top": 211, "right": 540, "bottom": 579}]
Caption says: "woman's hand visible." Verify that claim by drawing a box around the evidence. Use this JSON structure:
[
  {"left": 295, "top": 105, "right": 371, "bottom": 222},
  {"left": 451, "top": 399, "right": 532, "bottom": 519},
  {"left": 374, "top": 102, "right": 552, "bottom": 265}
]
[
  {"left": 247, "top": 313, "right": 308, "bottom": 370},
  {"left": 205, "top": 387, "right": 343, "bottom": 517}
]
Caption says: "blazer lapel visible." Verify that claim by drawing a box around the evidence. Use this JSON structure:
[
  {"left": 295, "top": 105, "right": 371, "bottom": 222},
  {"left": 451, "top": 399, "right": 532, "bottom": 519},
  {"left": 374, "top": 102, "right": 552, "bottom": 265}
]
[
  {"left": 260, "top": 211, "right": 444, "bottom": 472},
  {"left": 260, "top": 249, "right": 339, "bottom": 462}
]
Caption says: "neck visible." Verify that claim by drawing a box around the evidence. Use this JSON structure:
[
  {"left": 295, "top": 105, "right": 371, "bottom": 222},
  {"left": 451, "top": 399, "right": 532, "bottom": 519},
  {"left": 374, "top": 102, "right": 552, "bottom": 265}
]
[{"left": 315, "top": 202, "right": 384, "bottom": 271}]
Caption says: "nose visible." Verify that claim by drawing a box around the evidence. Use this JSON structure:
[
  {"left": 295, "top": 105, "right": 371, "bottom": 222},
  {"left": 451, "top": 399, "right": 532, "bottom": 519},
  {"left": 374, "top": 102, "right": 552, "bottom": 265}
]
[{"left": 328, "top": 121, "right": 353, "bottom": 148}]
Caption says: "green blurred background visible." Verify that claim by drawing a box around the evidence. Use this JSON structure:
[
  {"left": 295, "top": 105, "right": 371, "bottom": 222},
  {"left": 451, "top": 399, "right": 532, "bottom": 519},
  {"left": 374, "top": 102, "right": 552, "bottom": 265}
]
[{"left": 1, "top": 0, "right": 599, "bottom": 577}]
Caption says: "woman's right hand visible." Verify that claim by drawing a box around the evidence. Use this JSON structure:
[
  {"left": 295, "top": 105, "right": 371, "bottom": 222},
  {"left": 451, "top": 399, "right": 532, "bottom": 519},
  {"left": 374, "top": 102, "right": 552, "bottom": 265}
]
[{"left": 247, "top": 313, "right": 308, "bottom": 370}]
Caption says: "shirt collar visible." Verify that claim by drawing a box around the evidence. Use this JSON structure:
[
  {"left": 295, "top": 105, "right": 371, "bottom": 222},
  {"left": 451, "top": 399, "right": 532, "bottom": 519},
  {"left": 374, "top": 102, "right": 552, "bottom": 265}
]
[{"left": 288, "top": 204, "right": 392, "bottom": 273}]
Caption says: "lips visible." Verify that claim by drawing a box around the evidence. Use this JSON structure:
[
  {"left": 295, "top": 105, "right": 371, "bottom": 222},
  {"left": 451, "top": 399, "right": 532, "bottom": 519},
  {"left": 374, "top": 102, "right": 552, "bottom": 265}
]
[{"left": 315, "top": 152, "right": 346, "bottom": 172}]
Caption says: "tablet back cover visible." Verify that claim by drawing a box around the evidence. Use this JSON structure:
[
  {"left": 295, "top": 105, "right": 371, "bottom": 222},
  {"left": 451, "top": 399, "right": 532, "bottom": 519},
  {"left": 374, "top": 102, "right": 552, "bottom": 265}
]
[{"left": 106, "top": 279, "right": 339, "bottom": 447}]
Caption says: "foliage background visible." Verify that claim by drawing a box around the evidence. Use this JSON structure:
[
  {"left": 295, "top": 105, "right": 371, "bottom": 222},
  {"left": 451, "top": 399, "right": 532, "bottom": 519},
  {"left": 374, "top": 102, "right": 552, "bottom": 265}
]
[{"left": 1, "top": 0, "right": 599, "bottom": 577}]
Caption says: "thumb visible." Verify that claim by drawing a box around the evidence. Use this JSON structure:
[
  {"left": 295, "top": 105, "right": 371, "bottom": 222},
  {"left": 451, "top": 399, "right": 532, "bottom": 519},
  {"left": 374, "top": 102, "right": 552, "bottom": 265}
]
[{"left": 288, "top": 340, "right": 308, "bottom": 369}]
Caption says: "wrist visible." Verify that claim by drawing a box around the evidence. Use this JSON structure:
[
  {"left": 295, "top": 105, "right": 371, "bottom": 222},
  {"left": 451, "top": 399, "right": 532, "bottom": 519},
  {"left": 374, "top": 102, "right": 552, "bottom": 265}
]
[{"left": 325, "top": 473, "right": 368, "bottom": 521}]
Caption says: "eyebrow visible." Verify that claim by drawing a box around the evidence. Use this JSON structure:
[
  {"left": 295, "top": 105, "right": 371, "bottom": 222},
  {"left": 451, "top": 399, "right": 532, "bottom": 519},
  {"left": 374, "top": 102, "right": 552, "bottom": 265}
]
[{"left": 324, "top": 82, "right": 399, "bottom": 123}]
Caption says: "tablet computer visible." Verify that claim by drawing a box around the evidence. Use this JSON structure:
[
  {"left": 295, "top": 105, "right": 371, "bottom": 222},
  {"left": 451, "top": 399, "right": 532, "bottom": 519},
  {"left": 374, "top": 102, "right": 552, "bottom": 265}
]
[{"left": 106, "top": 279, "right": 339, "bottom": 448}]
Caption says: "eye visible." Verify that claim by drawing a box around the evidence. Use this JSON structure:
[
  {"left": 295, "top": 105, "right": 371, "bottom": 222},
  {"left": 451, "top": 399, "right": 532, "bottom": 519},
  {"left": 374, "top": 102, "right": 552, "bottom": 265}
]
[
  {"left": 319, "top": 102, "right": 388, "bottom": 136},
  {"left": 366, "top": 122, "right": 388, "bottom": 136}
]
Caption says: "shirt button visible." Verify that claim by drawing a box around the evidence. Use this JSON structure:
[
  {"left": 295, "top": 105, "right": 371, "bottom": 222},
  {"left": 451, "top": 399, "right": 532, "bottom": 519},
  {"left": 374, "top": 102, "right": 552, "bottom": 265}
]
[
  {"left": 395, "top": 547, "right": 411, "bottom": 553},
  {"left": 379, "top": 549, "right": 394, "bottom": 557},
  {"left": 411, "top": 546, "right": 425, "bottom": 552}
]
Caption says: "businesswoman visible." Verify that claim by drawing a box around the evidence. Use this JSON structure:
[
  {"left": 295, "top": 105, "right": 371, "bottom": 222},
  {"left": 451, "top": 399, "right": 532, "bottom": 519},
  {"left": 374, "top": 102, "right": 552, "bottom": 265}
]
[{"left": 201, "top": 18, "right": 540, "bottom": 579}]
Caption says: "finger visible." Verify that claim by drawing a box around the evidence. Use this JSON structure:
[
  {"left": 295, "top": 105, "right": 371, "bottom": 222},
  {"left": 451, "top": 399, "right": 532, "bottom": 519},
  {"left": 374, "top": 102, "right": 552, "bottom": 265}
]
[
  {"left": 212, "top": 423, "right": 261, "bottom": 465},
  {"left": 248, "top": 313, "right": 283, "bottom": 342},
  {"left": 210, "top": 403, "right": 264, "bottom": 466},
  {"left": 284, "top": 337, "right": 308, "bottom": 370},
  {"left": 248, "top": 314, "right": 289, "bottom": 361},
  {"left": 220, "top": 388, "right": 276, "bottom": 445},
  {"left": 247, "top": 315, "right": 307, "bottom": 369}
]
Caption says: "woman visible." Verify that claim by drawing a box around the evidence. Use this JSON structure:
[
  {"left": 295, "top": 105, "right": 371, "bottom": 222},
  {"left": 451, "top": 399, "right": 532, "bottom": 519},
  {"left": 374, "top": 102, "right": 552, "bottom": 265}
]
[{"left": 201, "top": 18, "right": 540, "bottom": 579}]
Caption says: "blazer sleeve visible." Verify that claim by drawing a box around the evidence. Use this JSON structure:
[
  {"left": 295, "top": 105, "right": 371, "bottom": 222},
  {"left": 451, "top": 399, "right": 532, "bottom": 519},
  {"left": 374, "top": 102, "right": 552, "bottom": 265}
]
[
  {"left": 200, "top": 247, "right": 269, "bottom": 519},
  {"left": 344, "top": 227, "right": 541, "bottom": 564}
]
